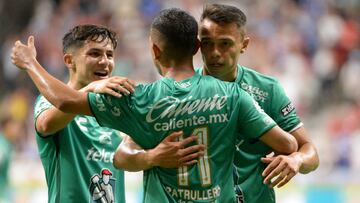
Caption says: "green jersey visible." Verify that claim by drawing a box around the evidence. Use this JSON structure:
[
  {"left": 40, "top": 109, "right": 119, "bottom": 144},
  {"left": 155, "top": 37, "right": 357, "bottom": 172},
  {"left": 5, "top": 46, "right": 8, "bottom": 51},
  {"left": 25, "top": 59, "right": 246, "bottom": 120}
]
[
  {"left": 0, "top": 133, "right": 13, "bottom": 202},
  {"left": 197, "top": 66, "right": 302, "bottom": 203},
  {"left": 34, "top": 96, "right": 125, "bottom": 203},
  {"left": 88, "top": 73, "right": 276, "bottom": 203}
]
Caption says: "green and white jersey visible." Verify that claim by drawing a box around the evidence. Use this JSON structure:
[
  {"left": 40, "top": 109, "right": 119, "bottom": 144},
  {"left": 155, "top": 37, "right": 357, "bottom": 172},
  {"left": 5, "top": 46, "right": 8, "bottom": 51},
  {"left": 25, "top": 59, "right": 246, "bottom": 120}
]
[
  {"left": 88, "top": 73, "right": 276, "bottom": 203},
  {"left": 197, "top": 65, "right": 302, "bottom": 203},
  {"left": 34, "top": 96, "right": 125, "bottom": 203},
  {"left": 0, "top": 133, "right": 13, "bottom": 202}
]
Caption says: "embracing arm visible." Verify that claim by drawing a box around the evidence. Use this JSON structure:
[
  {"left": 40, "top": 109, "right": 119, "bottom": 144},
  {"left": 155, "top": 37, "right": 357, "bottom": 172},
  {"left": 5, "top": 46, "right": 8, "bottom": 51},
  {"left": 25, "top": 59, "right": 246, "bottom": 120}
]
[
  {"left": 113, "top": 132, "right": 205, "bottom": 171},
  {"left": 261, "top": 126, "right": 319, "bottom": 187},
  {"left": 36, "top": 79, "right": 135, "bottom": 136},
  {"left": 288, "top": 126, "right": 319, "bottom": 173},
  {"left": 259, "top": 126, "right": 298, "bottom": 155}
]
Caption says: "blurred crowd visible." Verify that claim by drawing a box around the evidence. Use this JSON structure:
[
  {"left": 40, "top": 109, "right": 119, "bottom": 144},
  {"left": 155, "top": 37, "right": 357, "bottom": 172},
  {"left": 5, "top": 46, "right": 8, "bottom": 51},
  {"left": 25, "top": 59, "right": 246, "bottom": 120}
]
[{"left": 0, "top": 0, "right": 360, "bottom": 201}]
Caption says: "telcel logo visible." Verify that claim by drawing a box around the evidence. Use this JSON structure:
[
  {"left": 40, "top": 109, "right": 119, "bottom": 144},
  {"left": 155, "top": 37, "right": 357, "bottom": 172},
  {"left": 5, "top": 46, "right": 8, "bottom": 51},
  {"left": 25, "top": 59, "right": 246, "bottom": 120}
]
[{"left": 86, "top": 147, "right": 115, "bottom": 163}]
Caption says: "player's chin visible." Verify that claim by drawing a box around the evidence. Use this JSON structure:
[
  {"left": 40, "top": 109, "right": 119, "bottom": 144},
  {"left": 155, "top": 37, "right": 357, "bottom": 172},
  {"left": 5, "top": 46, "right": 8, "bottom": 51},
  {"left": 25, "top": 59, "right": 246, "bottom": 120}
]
[{"left": 208, "top": 67, "right": 224, "bottom": 76}]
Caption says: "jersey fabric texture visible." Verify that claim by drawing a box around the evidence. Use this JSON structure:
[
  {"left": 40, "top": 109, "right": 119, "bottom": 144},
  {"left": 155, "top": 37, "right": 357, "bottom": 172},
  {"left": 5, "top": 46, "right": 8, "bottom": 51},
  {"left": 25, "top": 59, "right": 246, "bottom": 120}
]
[
  {"left": 88, "top": 73, "right": 276, "bottom": 203},
  {"left": 197, "top": 65, "right": 302, "bottom": 203},
  {"left": 0, "top": 133, "right": 13, "bottom": 202},
  {"left": 34, "top": 96, "right": 125, "bottom": 203}
]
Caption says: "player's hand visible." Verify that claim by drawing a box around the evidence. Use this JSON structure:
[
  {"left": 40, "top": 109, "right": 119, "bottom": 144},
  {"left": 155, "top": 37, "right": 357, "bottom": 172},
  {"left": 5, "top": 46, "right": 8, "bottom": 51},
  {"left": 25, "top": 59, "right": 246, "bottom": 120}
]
[
  {"left": 82, "top": 76, "right": 135, "bottom": 98},
  {"left": 99, "top": 190, "right": 105, "bottom": 197},
  {"left": 261, "top": 152, "right": 303, "bottom": 188},
  {"left": 148, "top": 131, "right": 205, "bottom": 168},
  {"left": 11, "top": 36, "right": 37, "bottom": 70}
]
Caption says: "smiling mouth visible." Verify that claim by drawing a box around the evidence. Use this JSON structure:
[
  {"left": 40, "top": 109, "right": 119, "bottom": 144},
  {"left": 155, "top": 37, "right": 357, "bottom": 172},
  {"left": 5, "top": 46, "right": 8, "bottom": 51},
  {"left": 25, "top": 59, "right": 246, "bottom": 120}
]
[{"left": 94, "top": 71, "right": 108, "bottom": 77}]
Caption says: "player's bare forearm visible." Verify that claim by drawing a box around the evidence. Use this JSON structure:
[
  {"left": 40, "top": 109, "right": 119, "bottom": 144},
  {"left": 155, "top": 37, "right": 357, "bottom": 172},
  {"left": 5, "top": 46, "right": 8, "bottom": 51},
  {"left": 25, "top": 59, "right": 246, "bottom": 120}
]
[
  {"left": 261, "top": 126, "right": 319, "bottom": 188},
  {"left": 27, "top": 59, "right": 91, "bottom": 115},
  {"left": 260, "top": 126, "right": 298, "bottom": 154},
  {"left": 113, "top": 136, "right": 152, "bottom": 172},
  {"left": 35, "top": 78, "right": 134, "bottom": 136},
  {"left": 290, "top": 127, "right": 319, "bottom": 173},
  {"left": 113, "top": 132, "right": 205, "bottom": 171},
  {"left": 11, "top": 36, "right": 92, "bottom": 116}
]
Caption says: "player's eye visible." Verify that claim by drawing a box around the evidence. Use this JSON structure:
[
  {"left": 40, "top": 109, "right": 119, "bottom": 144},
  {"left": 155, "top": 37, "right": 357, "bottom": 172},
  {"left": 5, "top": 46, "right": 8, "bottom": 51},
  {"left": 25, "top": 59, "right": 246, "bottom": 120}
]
[
  {"left": 221, "top": 41, "right": 231, "bottom": 47},
  {"left": 201, "top": 40, "right": 211, "bottom": 47},
  {"left": 107, "top": 52, "right": 114, "bottom": 59},
  {"left": 89, "top": 52, "right": 101, "bottom": 57}
]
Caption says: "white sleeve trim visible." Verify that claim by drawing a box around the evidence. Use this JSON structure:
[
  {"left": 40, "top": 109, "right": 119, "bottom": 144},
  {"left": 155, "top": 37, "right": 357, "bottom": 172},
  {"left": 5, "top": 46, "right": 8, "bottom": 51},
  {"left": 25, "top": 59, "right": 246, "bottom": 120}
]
[{"left": 288, "top": 122, "right": 303, "bottom": 133}]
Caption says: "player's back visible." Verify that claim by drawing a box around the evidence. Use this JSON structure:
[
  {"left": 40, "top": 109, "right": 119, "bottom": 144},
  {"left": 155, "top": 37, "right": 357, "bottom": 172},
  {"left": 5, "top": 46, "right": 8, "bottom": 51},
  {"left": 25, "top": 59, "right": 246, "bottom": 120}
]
[{"left": 89, "top": 73, "right": 276, "bottom": 203}]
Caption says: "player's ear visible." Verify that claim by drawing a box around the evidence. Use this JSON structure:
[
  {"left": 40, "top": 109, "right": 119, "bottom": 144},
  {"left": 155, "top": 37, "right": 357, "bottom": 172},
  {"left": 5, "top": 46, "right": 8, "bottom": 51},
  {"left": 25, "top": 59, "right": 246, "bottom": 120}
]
[
  {"left": 240, "top": 36, "right": 250, "bottom": 54},
  {"left": 63, "top": 53, "right": 74, "bottom": 69},
  {"left": 152, "top": 44, "right": 162, "bottom": 60},
  {"left": 193, "top": 38, "right": 200, "bottom": 55}
]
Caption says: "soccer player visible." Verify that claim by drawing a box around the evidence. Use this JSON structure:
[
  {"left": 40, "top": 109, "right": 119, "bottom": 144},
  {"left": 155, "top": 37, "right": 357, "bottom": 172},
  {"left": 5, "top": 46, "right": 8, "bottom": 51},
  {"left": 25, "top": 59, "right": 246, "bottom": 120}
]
[
  {"left": 11, "top": 8, "right": 298, "bottom": 203},
  {"left": 198, "top": 4, "right": 319, "bottom": 203},
  {"left": 116, "top": 4, "right": 320, "bottom": 203},
  {"left": 28, "top": 24, "right": 135, "bottom": 203}
]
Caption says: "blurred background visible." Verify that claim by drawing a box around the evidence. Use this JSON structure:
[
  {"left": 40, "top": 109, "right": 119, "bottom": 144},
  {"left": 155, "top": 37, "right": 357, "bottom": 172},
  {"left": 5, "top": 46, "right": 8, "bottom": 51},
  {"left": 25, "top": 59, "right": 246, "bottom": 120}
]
[{"left": 0, "top": 0, "right": 359, "bottom": 202}]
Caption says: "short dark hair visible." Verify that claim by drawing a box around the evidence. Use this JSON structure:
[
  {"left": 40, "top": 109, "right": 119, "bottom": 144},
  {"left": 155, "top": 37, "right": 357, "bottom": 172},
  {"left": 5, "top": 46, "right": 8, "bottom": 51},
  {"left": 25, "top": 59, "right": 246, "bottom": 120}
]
[
  {"left": 62, "top": 24, "right": 117, "bottom": 53},
  {"left": 201, "top": 4, "right": 247, "bottom": 29},
  {"left": 151, "top": 8, "right": 198, "bottom": 61}
]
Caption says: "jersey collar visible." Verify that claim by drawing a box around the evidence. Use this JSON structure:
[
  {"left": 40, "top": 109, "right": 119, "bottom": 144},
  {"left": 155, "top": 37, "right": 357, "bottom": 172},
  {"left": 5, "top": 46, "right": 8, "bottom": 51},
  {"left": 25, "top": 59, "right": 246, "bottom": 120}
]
[{"left": 197, "top": 64, "right": 244, "bottom": 84}]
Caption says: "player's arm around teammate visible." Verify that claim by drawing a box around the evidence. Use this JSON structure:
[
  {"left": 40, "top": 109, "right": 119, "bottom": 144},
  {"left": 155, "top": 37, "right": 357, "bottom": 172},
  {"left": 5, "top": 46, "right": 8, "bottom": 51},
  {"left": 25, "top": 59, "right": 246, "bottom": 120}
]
[
  {"left": 12, "top": 35, "right": 206, "bottom": 170},
  {"left": 261, "top": 126, "right": 319, "bottom": 187},
  {"left": 113, "top": 132, "right": 205, "bottom": 171},
  {"left": 36, "top": 76, "right": 135, "bottom": 136},
  {"left": 113, "top": 121, "right": 299, "bottom": 172},
  {"left": 12, "top": 35, "right": 297, "bottom": 161}
]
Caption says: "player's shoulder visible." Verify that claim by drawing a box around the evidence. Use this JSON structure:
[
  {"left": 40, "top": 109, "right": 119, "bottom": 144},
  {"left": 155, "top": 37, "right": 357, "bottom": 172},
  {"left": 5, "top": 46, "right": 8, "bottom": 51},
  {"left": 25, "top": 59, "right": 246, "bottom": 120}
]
[
  {"left": 241, "top": 66, "right": 280, "bottom": 84},
  {"left": 240, "top": 66, "right": 284, "bottom": 91},
  {"left": 133, "top": 80, "right": 163, "bottom": 95}
]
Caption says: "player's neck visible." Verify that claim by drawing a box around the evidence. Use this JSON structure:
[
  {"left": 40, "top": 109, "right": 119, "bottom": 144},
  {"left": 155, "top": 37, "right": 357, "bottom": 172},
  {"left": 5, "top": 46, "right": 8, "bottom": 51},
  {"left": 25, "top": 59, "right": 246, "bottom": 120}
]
[
  {"left": 162, "top": 59, "right": 195, "bottom": 81},
  {"left": 203, "top": 65, "right": 238, "bottom": 82},
  {"left": 164, "top": 64, "right": 195, "bottom": 81},
  {"left": 67, "top": 80, "right": 83, "bottom": 90}
]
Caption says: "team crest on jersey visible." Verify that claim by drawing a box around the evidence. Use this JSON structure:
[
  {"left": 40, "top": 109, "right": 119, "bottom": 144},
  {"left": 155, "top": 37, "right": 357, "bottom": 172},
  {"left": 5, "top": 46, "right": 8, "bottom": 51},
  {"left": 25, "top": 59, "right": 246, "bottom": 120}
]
[
  {"left": 281, "top": 102, "right": 295, "bottom": 116},
  {"left": 89, "top": 169, "right": 116, "bottom": 203}
]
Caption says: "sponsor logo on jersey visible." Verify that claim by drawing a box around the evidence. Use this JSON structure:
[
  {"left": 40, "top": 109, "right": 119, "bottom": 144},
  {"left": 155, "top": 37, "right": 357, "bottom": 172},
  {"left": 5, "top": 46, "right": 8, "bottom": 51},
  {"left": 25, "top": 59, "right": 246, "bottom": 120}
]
[
  {"left": 86, "top": 147, "right": 115, "bottom": 163},
  {"left": 89, "top": 168, "right": 116, "bottom": 203},
  {"left": 146, "top": 94, "right": 227, "bottom": 122},
  {"left": 165, "top": 185, "right": 221, "bottom": 201},
  {"left": 146, "top": 95, "right": 229, "bottom": 131},
  {"left": 241, "top": 82, "right": 269, "bottom": 102},
  {"left": 281, "top": 102, "right": 295, "bottom": 116}
]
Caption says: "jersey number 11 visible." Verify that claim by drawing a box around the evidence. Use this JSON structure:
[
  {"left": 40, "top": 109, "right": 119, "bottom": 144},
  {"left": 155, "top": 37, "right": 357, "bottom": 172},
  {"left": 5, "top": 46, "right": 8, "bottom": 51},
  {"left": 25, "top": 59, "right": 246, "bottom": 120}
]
[{"left": 178, "top": 127, "right": 211, "bottom": 186}]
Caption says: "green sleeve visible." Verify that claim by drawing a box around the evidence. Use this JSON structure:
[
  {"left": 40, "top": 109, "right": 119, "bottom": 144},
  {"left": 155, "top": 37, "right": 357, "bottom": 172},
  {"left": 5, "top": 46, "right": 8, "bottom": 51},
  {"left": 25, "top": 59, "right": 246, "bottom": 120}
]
[
  {"left": 87, "top": 91, "right": 155, "bottom": 149},
  {"left": 237, "top": 90, "right": 276, "bottom": 140},
  {"left": 269, "top": 80, "right": 302, "bottom": 132},
  {"left": 33, "top": 95, "right": 56, "bottom": 137},
  {"left": 34, "top": 95, "right": 53, "bottom": 123}
]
